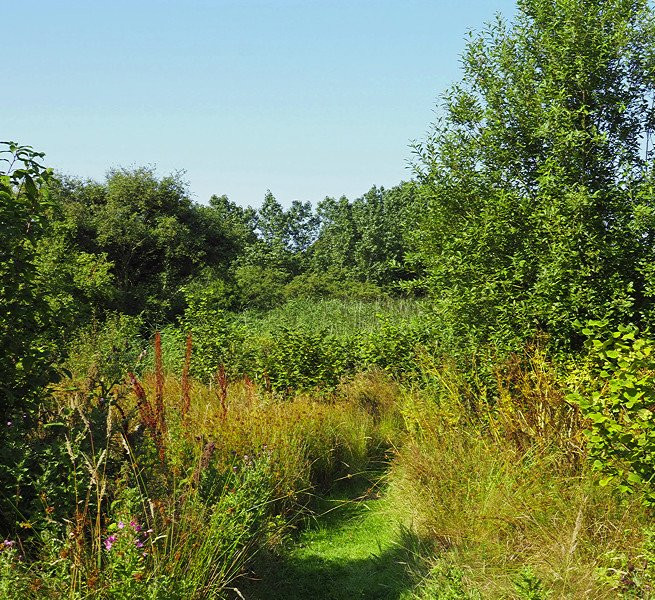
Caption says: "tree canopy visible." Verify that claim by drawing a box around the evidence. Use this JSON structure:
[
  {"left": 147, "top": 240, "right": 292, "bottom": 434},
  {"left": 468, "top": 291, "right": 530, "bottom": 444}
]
[{"left": 412, "top": 0, "right": 655, "bottom": 351}]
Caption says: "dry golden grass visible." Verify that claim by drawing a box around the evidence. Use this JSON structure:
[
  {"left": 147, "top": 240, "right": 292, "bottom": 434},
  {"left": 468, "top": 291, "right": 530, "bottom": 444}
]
[
  {"left": 390, "top": 353, "right": 649, "bottom": 599},
  {"left": 136, "top": 373, "right": 389, "bottom": 506}
]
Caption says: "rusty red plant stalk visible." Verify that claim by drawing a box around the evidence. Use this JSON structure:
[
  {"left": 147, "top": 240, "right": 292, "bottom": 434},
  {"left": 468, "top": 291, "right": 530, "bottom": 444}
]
[
  {"left": 128, "top": 369, "right": 165, "bottom": 463},
  {"left": 193, "top": 441, "right": 216, "bottom": 484},
  {"left": 128, "top": 371, "right": 155, "bottom": 430},
  {"left": 154, "top": 331, "right": 167, "bottom": 436}
]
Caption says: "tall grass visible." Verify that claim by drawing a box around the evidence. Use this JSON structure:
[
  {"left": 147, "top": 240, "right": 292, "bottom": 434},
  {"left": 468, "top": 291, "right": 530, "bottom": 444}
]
[
  {"left": 1, "top": 333, "right": 395, "bottom": 599},
  {"left": 392, "top": 352, "right": 650, "bottom": 599},
  {"left": 7, "top": 317, "right": 655, "bottom": 599}
]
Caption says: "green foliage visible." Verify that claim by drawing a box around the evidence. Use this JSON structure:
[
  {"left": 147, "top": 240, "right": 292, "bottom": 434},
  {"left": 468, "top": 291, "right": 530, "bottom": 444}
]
[
  {"left": 570, "top": 321, "right": 655, "bottom": 503},
  {"left": 65, "top": 313, "right": 145, "bottom": 395},
  {"left": 0, "top": 141, "right": 55, "bottom": 415},
  {"left": 0, "top": 544, "right": 30, "bottom": 599},
  {"left": 234, "top": 264, "right": 289, "bottom": 310},
  {"left": 252, "top": 326, "right": 355, "bottom": 392},
  {"left": 179, "top": 296, "right": 432, "bottom": 390},
  {"left": 599, "top": 527, "right": 655, "bottom": 598},
  {"left": 50, "top": 169, "right": 257, "bottom": 323},
  {"left": 238, "top": 297, "right": 426, "bottom": 338},
  {"left": 0, "top": 142, "right": 65, "bottom": 537},
  {"left": 0, "top": 314, "right": 142, "bottom": 538},
  {"left": 412, "top": 0, "right": 655, "bottom": 352},
  {"left": 8, "top": 1, "right": 655, "bottom": 595},
  {"left": 34, "top": 227, "right": 114, "bottom": 347},
  {"left": 513, "top": 567, "right": 550, "bottom": 600},
  {"left": 283, "top": 268, "right": 384, "bottom": 302},
  {"left": 92, "top": 454, "right": 276, "bottom": 600},
  {"left": 238, "top": 191, "right": 318, "bottom": 281},
  {"left": 413, "top": 562, "right": 481, "bottom": 599},
  {"left": 312, "top": 183, "right": 419, "bottom": 290},
  {"left": 358, "top": 317, "right": 433, "bottom": 378},
  {"left": 179, "top": 285, "right": 237, "bottom": 380}
]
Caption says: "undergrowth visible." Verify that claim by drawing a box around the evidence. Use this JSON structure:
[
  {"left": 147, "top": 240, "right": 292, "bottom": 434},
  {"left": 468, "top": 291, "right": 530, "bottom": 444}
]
[{"left": 3, "top": 321, "right": 655, "bottom": 598}]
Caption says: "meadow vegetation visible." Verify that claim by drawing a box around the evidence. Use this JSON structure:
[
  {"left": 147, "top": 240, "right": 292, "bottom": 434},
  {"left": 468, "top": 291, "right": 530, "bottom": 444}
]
[{"left": 4, "top": 0, "right": 655, "bottom": 597}]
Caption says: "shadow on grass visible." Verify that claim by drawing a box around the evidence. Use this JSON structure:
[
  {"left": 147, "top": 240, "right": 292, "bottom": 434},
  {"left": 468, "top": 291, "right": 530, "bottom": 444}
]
[
  {"left": 236, "top": 533, "right": 425, "bottom": 600},
  {"left": 233, "top": 473, "right": 429, "bottom": 600}
]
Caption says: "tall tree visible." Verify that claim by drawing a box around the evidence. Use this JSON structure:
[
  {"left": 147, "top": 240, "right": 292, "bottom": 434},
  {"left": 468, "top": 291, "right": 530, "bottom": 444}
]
[
  {"left": 413, "top": 0, "right": 655, "bottom": 351},
  {"left": 0, "top": 142, "right": 54, "bottom": 414},
  {"left": 312, "top": 183, "right": 418, "bottom": 288},
  {"left": 50, "top": 170, "right": 254, "bottom": 323}
]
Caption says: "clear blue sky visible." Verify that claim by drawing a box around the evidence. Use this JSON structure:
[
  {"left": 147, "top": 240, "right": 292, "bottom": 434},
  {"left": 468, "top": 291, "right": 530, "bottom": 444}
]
[{"left": 4, "top": 0, "right": 516, "bottom": 208}]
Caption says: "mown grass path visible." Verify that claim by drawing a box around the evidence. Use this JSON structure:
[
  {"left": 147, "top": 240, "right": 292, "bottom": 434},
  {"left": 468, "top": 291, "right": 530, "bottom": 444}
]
[{"left": 237, "top": 474, "right": 422, "bottom": 600}]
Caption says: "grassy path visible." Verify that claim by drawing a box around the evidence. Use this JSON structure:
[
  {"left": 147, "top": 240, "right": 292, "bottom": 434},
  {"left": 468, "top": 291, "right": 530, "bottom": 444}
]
[{"left": 237, "top": 474, "right": 424, "bottom": 600}]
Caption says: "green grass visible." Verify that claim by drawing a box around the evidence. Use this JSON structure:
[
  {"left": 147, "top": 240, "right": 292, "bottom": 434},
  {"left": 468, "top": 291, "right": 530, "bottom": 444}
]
[{"left": 236, "top": 472, "right": 428, "bottom": 600}]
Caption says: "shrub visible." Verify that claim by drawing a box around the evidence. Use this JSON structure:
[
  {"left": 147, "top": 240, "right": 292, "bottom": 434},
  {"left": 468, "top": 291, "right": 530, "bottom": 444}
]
[
  {"left": 569, "top": 320, "right": 655, "bottom": 503},
  {"left": 249, "top": 326, "right": 357, "bottom": 393},
  {"left": 358, "top": 317, "right": 432, "bottom": 378},
  {"left": 64, "top": 313, "right": 145, "bottom": 396}
]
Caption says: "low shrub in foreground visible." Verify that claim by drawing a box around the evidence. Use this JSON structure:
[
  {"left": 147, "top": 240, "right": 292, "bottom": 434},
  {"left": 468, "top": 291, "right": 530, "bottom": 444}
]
[{"left": 569, "top": 321, "right": 655, "bottom": 503}]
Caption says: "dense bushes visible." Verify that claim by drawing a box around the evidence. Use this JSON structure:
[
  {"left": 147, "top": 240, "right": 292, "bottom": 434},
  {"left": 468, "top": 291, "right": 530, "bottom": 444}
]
[
  {"left": 0, "top": 142, "right": 55, "bottom": 416},
  {"left": 570, "top": 321, "right": 655, "bottom": 503},
  {"left": 411, "top": 0, "right": 655, "bottom": 353},
  {"left": 175, "top": 295, "right": 435, "bottom": 392},
  {"left": 390, "top": 350, "right": 650, "bottom": 599},
  {"left": 6, "top": 1, "right": 655, "bottom": 596}
]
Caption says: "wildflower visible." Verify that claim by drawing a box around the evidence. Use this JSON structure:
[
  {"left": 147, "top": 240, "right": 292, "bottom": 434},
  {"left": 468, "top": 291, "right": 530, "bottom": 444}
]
[
  {"left": 131, "top": 521, "right": 142, "bottom": 532},
  {"left": 135, "top": 540, "right": 144, "bottom": 548},
  {"left": 6, "top": 421, "right": 12, "bottom": 427},
  {"left": 104, "top": 535, "right": 116, "bottom": 551},
  {"left": 118, "top": 521, "right": 125, "bottom": 529},
  {"left": 2, "top": 540, "right": 15, "bottom": 549}
]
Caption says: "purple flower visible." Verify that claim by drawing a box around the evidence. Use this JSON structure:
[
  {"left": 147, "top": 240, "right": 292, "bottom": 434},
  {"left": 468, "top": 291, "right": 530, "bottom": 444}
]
[
  {"left": 118, "top": 521, "right": 125, "bottom": 529},
  {"left": 131, "top": 521, "right": 142, "bottom": 532},
  {"left": 3, "top": 540, "right": 15, "bottom": 548},
  {"left": 6, "top": 421, "right": 12, "bottom": 427},
  {"left": 104, "top": 535, "right": 116, "bottom": 551},
  {"left": 135, "top": 540, "right": 144, "bottom": 548}
]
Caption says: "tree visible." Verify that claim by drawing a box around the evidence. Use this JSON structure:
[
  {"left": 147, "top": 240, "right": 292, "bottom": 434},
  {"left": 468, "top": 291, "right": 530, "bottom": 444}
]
[
  {"left": 412, "top": 0, "right": 655, "bottom": 351},
  {"left": 50, "top": 170, "right": 255, "bottom": 323},
  {"left": 312, "top": 183, "right": 418, "bottom": 289},
  {"left": 233, "top": 192, "right": 320, "bottom": 308},
  {"left": 247, "top": 191, "right": 319, "bottom": 272},
  {"left": 0, "top": 142, "right": 55, "bottom": 414}
]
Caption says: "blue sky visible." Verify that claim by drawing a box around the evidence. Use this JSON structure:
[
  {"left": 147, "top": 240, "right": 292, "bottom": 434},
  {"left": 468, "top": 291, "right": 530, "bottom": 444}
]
[{"left": 4, "top": 0, "right": 516, "bottom": 207}]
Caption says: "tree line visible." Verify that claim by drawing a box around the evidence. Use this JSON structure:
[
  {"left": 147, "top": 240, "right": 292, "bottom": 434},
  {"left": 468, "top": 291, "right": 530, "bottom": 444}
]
[{"left": 4, "top": 0, "right": 655, "bottom": 409}]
